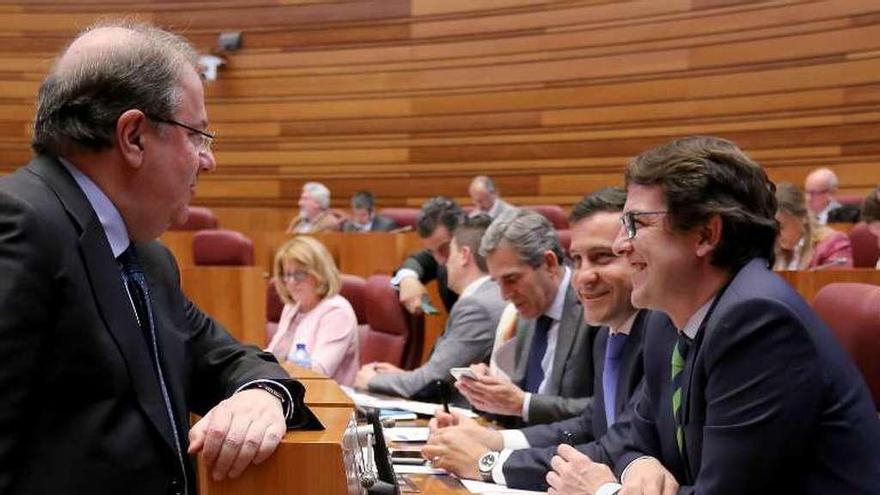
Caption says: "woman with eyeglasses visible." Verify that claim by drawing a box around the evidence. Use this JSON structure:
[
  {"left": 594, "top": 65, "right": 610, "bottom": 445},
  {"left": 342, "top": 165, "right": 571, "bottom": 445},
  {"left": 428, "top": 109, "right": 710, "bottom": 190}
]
[
  {"left": 265, "top": 236, "right": 359, "bottom": 385},
  {"left": 773, "top": 182, "right": 853, "bottom": 271}
]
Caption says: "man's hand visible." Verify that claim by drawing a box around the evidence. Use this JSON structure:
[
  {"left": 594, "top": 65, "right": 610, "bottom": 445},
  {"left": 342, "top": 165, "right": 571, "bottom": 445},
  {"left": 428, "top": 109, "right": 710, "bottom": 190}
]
[
  {"left": 618, "top": 457, "right": 678, "bottom": 495},
  {"left": 188, "top": 388, "right": 287, "bottom": 481},
  {"left": 399, "top": 277, "right": 428, "bottom": 314},
  {"left": 428, "top": 408, "right": 479, "bottom": 434},
  {"left": 354, "top": 364, "right": 378, "bottom": 390},
  {"left": 421, "top": 426, "right": 492, "bottom": 480},
  {"left": 546, "top": 444, "right": 615, "bottom": 495},
  {"left": 455, "top": 364, "right": 525, "bottom": 417},
  {"left": 373, "top": 362, "right": 403, "bottom": 373}
]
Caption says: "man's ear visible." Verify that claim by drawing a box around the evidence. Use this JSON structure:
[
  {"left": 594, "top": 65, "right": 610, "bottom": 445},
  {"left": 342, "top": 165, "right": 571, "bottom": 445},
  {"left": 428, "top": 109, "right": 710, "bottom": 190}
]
[
  {"left": 116, "top": 109, "right": 148, "bottom": 168},
  {"left": 695, "top": 214, "right": 723, "bottom": 258},
  {"left": 543, "top": 249, "right": 560, "bottom": 273}
]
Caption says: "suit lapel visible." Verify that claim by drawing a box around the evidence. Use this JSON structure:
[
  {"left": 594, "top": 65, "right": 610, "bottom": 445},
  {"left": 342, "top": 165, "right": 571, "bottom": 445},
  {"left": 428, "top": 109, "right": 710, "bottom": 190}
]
[
  {"left": 617, "top": 310, "right": 647, "bottom": 412},
  {"left": 29, "top": 156, "right": 181, "bottom": 455},
  {"left": 546, "top": 285, "right": 581, "bottom": 394},
  {"left": 594, "top": 328, "right": 609, "bottom": 432}
]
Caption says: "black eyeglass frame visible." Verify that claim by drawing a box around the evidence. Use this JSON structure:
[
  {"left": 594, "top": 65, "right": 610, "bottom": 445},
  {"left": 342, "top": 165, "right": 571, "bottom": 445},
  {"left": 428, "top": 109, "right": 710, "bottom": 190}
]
[
  {"left": 146, "top": 114, "right": 215, "bottom": 151},
  {"left": 620, "top": 210, "right": 668, "bottom": 239}
]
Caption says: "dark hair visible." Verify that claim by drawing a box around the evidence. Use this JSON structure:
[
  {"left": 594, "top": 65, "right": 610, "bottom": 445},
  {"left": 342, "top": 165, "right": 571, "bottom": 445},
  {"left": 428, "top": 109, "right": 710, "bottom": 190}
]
[
  {"left": 416, "top": 196, "right": 464, "bottom": 238},
  {"left": 625, "top": 136, "right": 778, "bottom": 270},
  {"left": 569, "top": 187, "right": 627, "bottom": 224},
  {"left": 351, "top": 190, "right": 375, "bottom": 212},
  {"left": 32, "top": 20, "right": 198, "bottom": 155},
  {"left": 453, "top": 213, "right": 493, "bottom": 272},
  {"left": 862, "top": 187, "right": 880, "bottom": 223}
]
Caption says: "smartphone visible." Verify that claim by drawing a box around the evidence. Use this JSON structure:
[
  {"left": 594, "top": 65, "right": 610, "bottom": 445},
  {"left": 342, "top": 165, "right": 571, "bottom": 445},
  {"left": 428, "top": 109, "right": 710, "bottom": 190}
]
[
  {"left": 420, "top": 295, "right": 439, "bottom": 315},
  {"left": 390, "top": 449, "right": 427, "bottom": 465},
  {"left": 449, "top": 367, "right": 478, "bottom": 381}
]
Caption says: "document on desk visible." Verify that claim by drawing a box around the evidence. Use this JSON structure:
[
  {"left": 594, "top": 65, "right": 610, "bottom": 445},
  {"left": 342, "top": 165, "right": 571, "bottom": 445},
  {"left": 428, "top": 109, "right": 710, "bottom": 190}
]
[
  {"left": 341, "top": 386, "right": 478, "bottom": 418},
  {"left": 393, "top": 463, "right": 447, "bottom": 475},
  {"left": 459, "top": 479, "right": 545, "bottom": 494},
  {"left": 386, "top": 426, "right": 430, "bottom": 442}
]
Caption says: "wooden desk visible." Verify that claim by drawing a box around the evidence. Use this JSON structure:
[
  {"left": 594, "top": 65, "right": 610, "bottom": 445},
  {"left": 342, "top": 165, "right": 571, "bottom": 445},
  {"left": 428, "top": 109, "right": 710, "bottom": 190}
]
[
  {"left": 778, "top": 268, "right": 880, "bottom": 301},
  {"left": 180, "top": 266, "right": 267, "bottom": 347}
]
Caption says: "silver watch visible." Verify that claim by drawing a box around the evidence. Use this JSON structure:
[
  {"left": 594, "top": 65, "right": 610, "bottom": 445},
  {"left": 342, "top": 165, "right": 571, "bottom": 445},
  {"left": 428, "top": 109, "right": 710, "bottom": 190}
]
[{"left": 477, "top": 451, "right": 499, "bottom": 482}]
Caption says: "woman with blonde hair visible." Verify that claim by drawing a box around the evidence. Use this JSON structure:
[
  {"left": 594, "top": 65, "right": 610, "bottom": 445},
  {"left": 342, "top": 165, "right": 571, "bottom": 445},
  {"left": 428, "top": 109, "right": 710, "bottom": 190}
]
[
  {"left": 774, "top": 182, "right": 853, "bottom": 270},
  {"left": 266, "top": 236, "right": 358, "bottom": 385}
]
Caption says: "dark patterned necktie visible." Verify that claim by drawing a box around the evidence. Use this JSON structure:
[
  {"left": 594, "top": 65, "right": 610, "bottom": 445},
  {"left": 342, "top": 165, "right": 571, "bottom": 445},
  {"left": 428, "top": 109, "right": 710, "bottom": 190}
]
[
  {"left": 670, "top": 332, "right": 692, "bottom": 457},
  {"left": 523, "top": 315, "right": 553, "bottom": 393},
  {"left": 118, "top": 245, "right": 188, "bottom": 492},
  {"left": 602, "top": 332, "right": 628, "bottom": 426}
]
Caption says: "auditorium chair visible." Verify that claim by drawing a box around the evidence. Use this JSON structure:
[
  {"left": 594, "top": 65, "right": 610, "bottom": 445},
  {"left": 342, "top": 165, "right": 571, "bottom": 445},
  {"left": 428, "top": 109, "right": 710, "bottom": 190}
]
[
  {"left": 528, "top": 204, "right": 569, "bottom": 230},
  {"left": 169, "top": 206, "right": 218, "bottom": 231},
  {"left": 362, "top": 274, "right": 425, "bottom": 370},
  {"left": 812, "top": 283, "right": 880, "bottom": 409},
  {"left": 848, "top": 222, "right": 880, "bottom": 268},
  {"left": 557, "top": 229, "right": 571, "bottom": 258},
  {"left": 378, "top": 208, "right": 420, "bottom": 231},
  {"left": 265, "top": 278, "right": 285, "bottom": 345},
  {"left": 192, "top": 229, "right": 255, "bottom": 266}
]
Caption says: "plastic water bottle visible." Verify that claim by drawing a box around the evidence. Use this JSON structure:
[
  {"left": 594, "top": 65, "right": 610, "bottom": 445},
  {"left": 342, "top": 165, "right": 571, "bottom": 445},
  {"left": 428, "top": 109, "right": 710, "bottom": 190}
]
[{"left": 290, "top": 343, "right": 312, "bottom": 369}]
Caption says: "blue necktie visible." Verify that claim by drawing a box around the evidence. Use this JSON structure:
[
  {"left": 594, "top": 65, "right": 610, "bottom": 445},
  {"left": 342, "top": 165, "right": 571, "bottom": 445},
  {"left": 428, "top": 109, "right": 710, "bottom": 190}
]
[
  {"left": 602, "top": 332, "right": 628, "bottom": 426},
  {"left": 118, "top": 246, "right": 188, "bottom": 491},
  {"left": 523, "top": 315, "right": 553, "bottom": 393}
]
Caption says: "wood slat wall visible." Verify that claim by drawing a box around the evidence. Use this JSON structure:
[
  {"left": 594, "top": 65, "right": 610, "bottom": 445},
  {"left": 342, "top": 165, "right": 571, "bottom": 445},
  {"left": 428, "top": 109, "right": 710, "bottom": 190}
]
[{"left": 1, "top": 0, "right": 879, "bottom": 232}]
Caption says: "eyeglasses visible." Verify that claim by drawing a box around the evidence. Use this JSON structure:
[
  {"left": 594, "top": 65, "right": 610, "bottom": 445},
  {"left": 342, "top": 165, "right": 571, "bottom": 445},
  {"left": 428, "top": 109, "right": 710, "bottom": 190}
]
[
  {"left": 281, "top": 269, "right": 310, "bottom": 283},
  {"left": 620, "top": 211, "right": 668, "bottom": 239},
  {"left": 147, "top": 114, "right": 215, "bottom": 153}
]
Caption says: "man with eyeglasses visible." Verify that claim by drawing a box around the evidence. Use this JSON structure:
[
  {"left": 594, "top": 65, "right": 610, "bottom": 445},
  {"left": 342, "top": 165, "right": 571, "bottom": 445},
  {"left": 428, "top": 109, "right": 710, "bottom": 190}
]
[
  {"left": 393, "top": 196, "right": 463, "bottom": 314},
  {"left": 804, "top": 167, "right": 860, "bottom": 224},
  {"left": 0, "top": 21, "right": 318, "bottom": 495},
  {"left": 547, "top": 136, "right": 880, "bottom": 495}
]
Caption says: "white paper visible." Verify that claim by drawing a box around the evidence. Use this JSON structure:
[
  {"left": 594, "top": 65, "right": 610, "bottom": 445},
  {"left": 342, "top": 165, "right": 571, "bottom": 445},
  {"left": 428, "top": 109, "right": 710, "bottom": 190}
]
[
  {"left": 459, "top": 479, "right": 546, "bottom": 494},
  {"left": 393, "top": 463, "right": 447, "bottom": 474},
  {"left": 386, "top": 426, "right": 430, "bottom": 442},
  {"left": 340, "top": 386, "right": 478, "bottom": 418}
]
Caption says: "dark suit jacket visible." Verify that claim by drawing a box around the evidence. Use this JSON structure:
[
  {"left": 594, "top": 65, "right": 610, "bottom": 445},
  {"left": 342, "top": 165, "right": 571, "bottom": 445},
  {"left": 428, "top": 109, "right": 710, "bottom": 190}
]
[
  {"left": 827, "top": 203, "right": 861, "bottom": 223},
  {"left": 502, "top": 310, "right": 650, "bottom": 491},
  {"left": 0, "top": 156, "right": 314, "bottom": 495},
  {"left": 616, "top": 259, "right": 880, "bottom": 494},
  {"left": 399, "top": 249, "right": 458, "bottom": 312},
  {"left": 508, "top": 282, "right": 599, "bottom": 425},
  {"left": 341, "top": 214, "right": 398, "bottom": 232}
]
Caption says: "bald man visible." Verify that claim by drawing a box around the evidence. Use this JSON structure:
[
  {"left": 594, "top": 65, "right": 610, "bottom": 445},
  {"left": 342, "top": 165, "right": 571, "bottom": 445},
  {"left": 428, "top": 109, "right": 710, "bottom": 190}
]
[
  {"left": 469, "top": 175, "right": 513, "bottom": 219},
  {"left": 0, "top": 22, "right": 317, "bottom": 495},
  {"left": 804, "top": 167, "right": 860, "bottom": 224}
]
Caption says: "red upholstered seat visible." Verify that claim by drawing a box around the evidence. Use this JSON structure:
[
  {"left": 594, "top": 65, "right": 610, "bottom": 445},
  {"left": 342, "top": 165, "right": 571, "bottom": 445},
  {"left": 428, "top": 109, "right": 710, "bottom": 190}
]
[
  {"left": 812, "top": 283, "right": 880, "bottom": 409},
  {"left": 557, "top": 229, "right": 571, "bottom": 257},
  {"left": 849, "top": 222, "right": 880, "bottom": 268},
  {"left": 169, "top": 206, "right": 218, "bottom": 231},
  {"left": 192, "top": 229, "right": 254, "bottom": 266},
  {"left": 361, "top": 275, "right": 425, "bottom": 369},
  {"left": 378, "top": 208, "right": 420, "bottom": 230},
  {"left": 528, "top": 204, "right": 569, "bottom": 230},
  {"left": 838, "top": 194, "right": 863, "bottom": 208},
  {"left": 340, "top": 274, "right": 368, "bottom": 324}
]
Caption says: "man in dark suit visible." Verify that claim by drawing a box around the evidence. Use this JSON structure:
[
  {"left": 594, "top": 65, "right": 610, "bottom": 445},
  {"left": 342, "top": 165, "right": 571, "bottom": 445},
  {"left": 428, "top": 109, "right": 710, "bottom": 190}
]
[
  {"left": 548, "top": 136, "right": 880, "bottom": 495},
  {"left": 454, "top": 208, "right": 597, "bottom": 425},
  {"left": 393, "top": 196, "right": 464, "bottom": 313},
  {"left": 0, "top": 22, "right": 315, "bottom": 495},
  {"left": 340, "top": 190, "right": 398, "bottom": 232},
  {"left": 422, "top": 188, "right": 650, "bottom": 490}
]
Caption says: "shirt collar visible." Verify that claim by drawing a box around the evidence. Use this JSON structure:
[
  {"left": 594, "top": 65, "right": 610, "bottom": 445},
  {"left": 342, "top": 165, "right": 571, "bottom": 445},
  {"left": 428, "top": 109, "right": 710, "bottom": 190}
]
[
  {"left": 816, "top": 199, "right": 841, "bottom": 224},
  {"left": 459, "top": 275, "right": 490, "bottom": 299},
  {"left": 608, "top": 311, "right": 638, "bottom": 336},
  {"left": 58, "top": 157, "right": 130, "bottom": 257},
  {"left": 679, "top": 296, "right": 715, "bottom": 340},
  {"left": 544, "top": 266, "right": 571, "bottom": 321}
]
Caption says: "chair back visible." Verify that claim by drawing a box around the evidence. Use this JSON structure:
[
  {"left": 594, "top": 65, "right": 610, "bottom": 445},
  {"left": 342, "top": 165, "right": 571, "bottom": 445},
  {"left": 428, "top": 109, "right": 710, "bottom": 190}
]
[
  {"left": 848, "top": 223, "right": 880, "bottom": 268},
  {"left": 170, "top": 206, "right": 219, "bottom": 231},
  {"left": 812, "top": 282, "right": 880, "bottom": 409},
  {"left": 378, "top": 208, "right": 420, "bottom": 230},
  {"left": 361, "top": 275, "right": 425, "bottom": 369},
  {"left": 528, "top": 204, "right": 569, "bottom": 230},
  {"left": 192, "top": 229, "right": 254, "bottom": 266}
]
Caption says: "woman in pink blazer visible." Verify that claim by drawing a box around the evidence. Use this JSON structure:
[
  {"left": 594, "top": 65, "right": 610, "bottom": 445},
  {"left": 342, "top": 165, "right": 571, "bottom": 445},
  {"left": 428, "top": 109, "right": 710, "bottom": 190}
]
[
  {"left": 774, "top": 182, "right": 853, "bottom": 271},
  {"left": 266, "top": 236, "right": 359, "bottom": 386}
]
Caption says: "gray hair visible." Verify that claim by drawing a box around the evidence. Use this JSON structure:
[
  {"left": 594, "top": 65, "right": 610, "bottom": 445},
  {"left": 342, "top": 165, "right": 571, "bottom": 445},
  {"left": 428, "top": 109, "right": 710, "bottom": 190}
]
[
  {"left": 32, "top": 20, "right": 199, "bottom": 155},
  {"left": 480, "top": 208, "right": 564, "bottom": 268},
  {"left": 471, "top": 175, "right": 497, "bottom": 194},
  {"left": 303, "top": 182, "right": 331, "bottom": 209}
]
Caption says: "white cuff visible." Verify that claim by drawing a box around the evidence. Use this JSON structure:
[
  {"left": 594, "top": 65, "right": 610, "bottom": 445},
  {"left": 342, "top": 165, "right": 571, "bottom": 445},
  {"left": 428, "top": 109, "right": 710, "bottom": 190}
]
[
  {"left": 234, "top": 379, "right": 294, "bottom": 419},
  {"left": 500, "top": 429, "right": 530, "bottom": 450},
  {"left": 492, "top": 449, "right": 514, "bottom": 486},
  {"left": 595, "top": 482, "right": 622, "bottom": 495},
  {"left": 391, "top": 269, "right": 419, "bottom": 286},
  {"left": 521, "top": 392, "right": 532, "bottom": 421}
]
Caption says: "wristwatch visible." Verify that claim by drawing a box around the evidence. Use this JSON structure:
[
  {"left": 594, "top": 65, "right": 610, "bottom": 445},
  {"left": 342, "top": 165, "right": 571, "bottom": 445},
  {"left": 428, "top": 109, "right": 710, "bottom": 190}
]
[{"left": 477, "top": 451, "right": 500, "bottom": 482}]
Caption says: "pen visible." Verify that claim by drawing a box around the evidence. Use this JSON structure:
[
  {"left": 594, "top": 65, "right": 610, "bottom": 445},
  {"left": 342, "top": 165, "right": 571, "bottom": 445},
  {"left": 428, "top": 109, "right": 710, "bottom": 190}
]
[{"left": 436, "top": 379, "right": 451, "bottom": 414}]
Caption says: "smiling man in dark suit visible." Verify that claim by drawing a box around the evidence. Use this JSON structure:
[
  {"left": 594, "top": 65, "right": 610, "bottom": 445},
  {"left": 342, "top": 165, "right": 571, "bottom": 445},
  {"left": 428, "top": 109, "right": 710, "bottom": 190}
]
[
  {"left": 0, "top": 21, "right": 315, "bottom": 495},
  {"left": 548, "top": 136, "right": 880, "bottom": 495}
]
